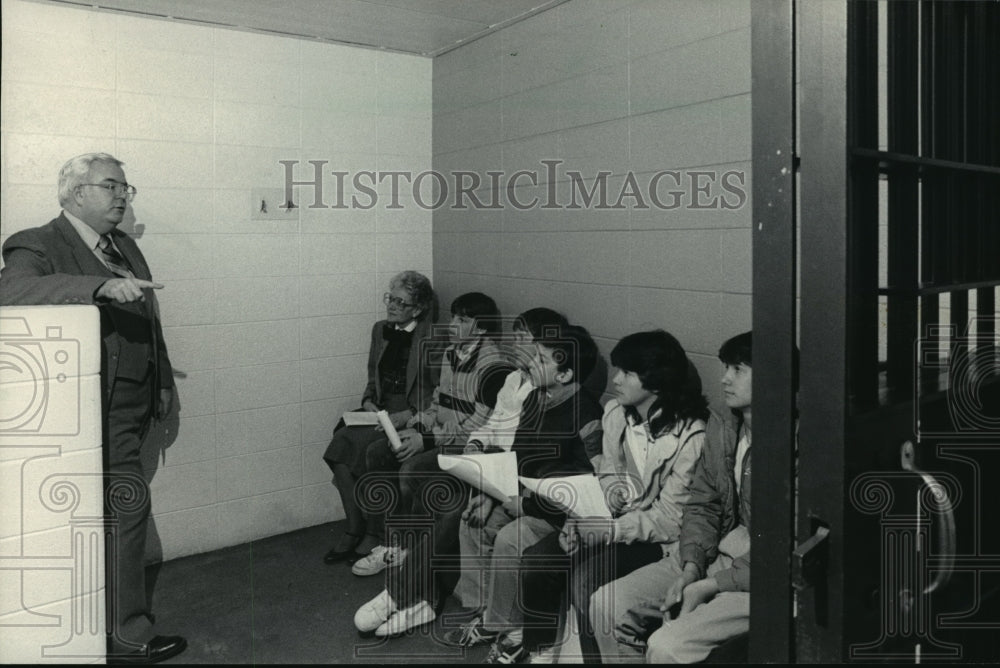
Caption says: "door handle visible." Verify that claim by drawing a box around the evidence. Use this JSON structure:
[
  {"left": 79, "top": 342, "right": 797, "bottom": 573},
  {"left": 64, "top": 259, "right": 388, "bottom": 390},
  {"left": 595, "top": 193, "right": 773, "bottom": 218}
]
[
  {"left": 793, "top": 524, "right": 830, "bottom": 591},
  {"left": 900, "top": 440, "right": 956, "bottom": 596}
]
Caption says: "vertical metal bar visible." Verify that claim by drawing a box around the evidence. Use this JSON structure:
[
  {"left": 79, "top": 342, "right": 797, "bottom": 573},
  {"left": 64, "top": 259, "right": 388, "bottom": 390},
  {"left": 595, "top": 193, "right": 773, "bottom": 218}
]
[
  {"left": 849, "top": 0, "right": 880, "bottom": 411},
  {"left": 951, "top": 289, "right": 970, "bottom": 387},
  {"left": 977, "top": 287, "right": 995, "bottom": 342},
  {"left": 955, "top": 8, "right": 971, "bottom": 286},
  {"left": 920, "top": 1, "right": 941, "bottom": 391},
  {"left": 967, "top": 6, "right": 983, "bottom": 285},
  {"left": 750, "top": 0, "right": 796, "bottom": 662},
  {"left": 938, "top": 4, "right": 962, "bottom": 285},
  {"left": 990, "top": 4, "right": 1000, "bottom": 289},
  {"left": 966, "top": 5, "right": 999, "bottom": 288},
  {"left": 977, "top": 6, "right": 998, "bottom": 327},
  {"left": 798, "top": 0, "right": 849, "bottom": 661},
  {"left": 886, "top": 0, "right": 919, "bottom": 399}
]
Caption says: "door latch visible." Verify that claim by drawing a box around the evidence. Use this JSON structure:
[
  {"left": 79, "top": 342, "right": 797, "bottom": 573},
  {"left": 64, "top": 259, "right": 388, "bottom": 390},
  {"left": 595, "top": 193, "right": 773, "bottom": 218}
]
[{"left": 792, "top": 523, "right": 830, "bottom": 591}]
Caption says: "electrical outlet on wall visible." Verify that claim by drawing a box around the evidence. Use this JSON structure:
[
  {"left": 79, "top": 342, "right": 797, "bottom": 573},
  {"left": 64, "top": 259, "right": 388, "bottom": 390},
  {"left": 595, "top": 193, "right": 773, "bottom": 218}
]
[{"left": 250, "top": 187, "right": 298, "bottom": 220}]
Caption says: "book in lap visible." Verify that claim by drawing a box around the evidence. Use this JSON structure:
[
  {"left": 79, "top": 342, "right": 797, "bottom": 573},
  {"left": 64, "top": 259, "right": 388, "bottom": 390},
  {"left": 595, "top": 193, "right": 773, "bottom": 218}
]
[
  {"left": 341, "top": 410, "right": 404, "bottom": 451},
  {"left": 342, "top": 411, "right": 379, "bottom": 427}
]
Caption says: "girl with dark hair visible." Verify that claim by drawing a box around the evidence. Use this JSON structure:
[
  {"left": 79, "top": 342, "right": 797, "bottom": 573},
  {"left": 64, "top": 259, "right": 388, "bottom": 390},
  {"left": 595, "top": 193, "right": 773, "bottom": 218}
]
[
  {"left": 608, "top": 330, "right": 710, "bottom": 442},
  {"left": 515, "top": 330, "right": 709, "bottom": 662}
]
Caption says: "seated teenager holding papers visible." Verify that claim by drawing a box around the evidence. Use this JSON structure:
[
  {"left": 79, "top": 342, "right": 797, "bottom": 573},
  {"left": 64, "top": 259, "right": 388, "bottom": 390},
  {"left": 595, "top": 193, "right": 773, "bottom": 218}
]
[
  {"left": 441, "top": 324, "right": 604, "bottom": 663},
  {"left": 449, "top": 306, "right": 570, "bottom": 608},
  {"left": 352, "top": 292, "right": 508, "bottom": 577},
  {"left": 353, "top": 322, "right": 602, "bottom": 641},
  {"left": 322, "top": 271, "right": 437, "bottom": 564},
  {"left": 520, "top": 330, "right": 708, "bottom": 663}
]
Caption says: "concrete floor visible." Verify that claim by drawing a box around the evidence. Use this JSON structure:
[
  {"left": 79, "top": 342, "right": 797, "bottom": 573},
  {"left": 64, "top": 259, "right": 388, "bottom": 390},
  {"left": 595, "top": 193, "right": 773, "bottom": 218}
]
[{"left": 146, "top": 520, "right": 496, "bottom": 664}]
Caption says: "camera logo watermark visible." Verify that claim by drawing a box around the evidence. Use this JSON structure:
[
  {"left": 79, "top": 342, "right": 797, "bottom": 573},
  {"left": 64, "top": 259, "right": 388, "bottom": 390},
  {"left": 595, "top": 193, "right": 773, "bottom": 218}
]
[
  {"left": 0, "top": 317, "right": 80, "bottom": 436},
  {"left": 916, "top": 316, "right": 1000, "bottom": 438}
]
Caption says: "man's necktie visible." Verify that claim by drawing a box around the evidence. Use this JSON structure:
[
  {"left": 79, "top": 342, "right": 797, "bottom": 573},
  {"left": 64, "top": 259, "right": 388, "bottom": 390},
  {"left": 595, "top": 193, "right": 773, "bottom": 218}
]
[{"left": 98, "top": 235, "right": 133, "bottom": 278}]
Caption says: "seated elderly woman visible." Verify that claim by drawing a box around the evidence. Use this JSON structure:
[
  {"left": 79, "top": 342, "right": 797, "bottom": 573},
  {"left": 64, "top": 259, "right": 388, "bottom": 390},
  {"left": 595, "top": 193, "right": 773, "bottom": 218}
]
[{"left": 322, "top": 270, "right": 437, "bottom": 563}]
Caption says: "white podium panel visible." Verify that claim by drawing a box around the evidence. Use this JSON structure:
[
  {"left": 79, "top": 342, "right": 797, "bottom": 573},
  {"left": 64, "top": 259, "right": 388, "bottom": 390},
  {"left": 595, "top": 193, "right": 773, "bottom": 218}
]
[{"left": 0, "top": 306, "right": 106, "bottom": 663}]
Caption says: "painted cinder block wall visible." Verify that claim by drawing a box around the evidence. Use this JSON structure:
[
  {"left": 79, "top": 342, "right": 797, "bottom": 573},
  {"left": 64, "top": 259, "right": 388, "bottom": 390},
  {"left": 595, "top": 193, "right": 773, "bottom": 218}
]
[
  {"left": 431, "top": 0, "right": 753, "bottom": 409},
  {"left": 2, "top": 0, "right": 751, "bottom": 566},
  {"left": 0, "top": 0, "right": 432, "bottom": 561}
]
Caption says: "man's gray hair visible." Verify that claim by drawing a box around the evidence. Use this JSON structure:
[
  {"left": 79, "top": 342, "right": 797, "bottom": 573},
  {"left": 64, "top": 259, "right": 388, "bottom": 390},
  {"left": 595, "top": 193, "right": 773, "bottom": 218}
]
[{"left": 57, "top": 153, "right": 124, "bottom": 207}]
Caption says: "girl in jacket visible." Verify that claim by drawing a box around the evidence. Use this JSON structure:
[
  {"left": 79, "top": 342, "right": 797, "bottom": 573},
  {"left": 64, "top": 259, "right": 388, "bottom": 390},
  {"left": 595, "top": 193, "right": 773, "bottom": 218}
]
[
  {"left": 515, "top": 330, "right": 710, "bottom": 662},
  {"left": 466, "top": 330, "right": 708, "bottom": 659}
]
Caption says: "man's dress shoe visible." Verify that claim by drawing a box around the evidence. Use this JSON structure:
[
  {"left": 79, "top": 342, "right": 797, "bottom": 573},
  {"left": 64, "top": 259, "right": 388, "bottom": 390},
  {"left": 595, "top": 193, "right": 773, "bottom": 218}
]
[{"left": 108, "top": 635, "right": 188, "bottom": 664}]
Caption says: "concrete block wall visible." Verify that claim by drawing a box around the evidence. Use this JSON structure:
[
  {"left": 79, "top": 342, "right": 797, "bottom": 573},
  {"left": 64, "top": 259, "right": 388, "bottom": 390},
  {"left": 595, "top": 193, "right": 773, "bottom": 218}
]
[
  {"left": 431, "top": 0, "right": 753, "bottom": 408},
  {"left": 0, "top": 0, "right": 433, "bottom": 561}
]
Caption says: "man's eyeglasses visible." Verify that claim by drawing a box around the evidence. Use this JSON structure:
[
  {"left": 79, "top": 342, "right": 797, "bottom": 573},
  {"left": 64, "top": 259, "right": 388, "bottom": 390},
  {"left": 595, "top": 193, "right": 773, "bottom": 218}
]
[
  {"left": 78, "top": 182, "right": 137, "bottom": 202},
  {"left": 383, "top": 292, "right": 416, "bottom": 309}
]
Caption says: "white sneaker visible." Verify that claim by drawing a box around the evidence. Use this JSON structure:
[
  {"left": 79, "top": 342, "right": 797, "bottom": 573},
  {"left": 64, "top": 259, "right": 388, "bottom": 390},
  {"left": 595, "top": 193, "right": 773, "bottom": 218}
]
[
  {"left": 374, "top": 600, "right": 436, "bottom": 637},
  {"left": 384, "top": 546, "right": 408, "bottom": 566},
  {"left": 354, "top": 589, "right": 397, "bottom": 632},
  {"left": 352, "top": 545, "right": 389, "bottom": 576}
]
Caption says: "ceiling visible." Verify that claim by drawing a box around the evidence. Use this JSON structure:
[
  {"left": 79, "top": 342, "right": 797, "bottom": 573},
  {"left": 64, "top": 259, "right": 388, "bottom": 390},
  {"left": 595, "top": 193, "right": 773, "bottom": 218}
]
[{"left": 38, "top": 0, "right": 569, "bottom": 57}]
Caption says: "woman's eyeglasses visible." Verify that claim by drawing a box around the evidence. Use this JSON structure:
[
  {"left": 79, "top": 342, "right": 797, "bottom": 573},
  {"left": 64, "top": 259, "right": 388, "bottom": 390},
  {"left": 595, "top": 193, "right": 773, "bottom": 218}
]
[{"left": 383, "top": 292, "right": 416, "bottom": 308}]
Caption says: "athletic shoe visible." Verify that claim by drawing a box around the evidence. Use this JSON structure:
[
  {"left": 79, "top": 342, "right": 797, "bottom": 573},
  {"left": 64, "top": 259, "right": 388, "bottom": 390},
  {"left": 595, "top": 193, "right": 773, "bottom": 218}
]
[
  {"left": 352, "top": 545, "right": 389, "bottom": 576},
  {"left": 354, "top": 589, "right": 397, "bottom": 633},
  {"left": 485, "top": 637, "right": 528, "bottom": 664},
  {"left": 442, "top": 616, "right": 500, "bottom": 647},
  {"left": 374, "top": 600, "right": 436, "bottom": 637}
]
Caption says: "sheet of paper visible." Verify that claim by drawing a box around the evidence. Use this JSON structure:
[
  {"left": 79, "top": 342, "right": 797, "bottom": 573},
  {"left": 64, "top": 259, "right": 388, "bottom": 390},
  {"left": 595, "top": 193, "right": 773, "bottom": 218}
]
[
  {"left": 342, "top": 411, "right": 380, "bottom": 427},
  {"left": 376, "top": 410, "right": 403, "bottom": 451},
  {"left": 437, "top": 452, "right": 519, "bottom": 501},
  {"left": 518, "top": 474, "right": 611, "bottom": 518}
]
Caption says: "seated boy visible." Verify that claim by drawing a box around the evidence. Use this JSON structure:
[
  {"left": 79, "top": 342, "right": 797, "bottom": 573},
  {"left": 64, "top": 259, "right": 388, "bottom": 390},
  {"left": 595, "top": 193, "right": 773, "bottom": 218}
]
[
  {"left": 352, "top": 292, "right": 507, "bottom": 576},
  {"left": 592, "top": 331, "right": 761, "bottom": 663},
  {"left": 442, "top": 323, "right": 604, "bottom": 662},
  {"left": 447, "top": 307, "right": 570, "bottom": 607},
  {"left": 351, "top": 308, "right": 577, "bottom": 636}
]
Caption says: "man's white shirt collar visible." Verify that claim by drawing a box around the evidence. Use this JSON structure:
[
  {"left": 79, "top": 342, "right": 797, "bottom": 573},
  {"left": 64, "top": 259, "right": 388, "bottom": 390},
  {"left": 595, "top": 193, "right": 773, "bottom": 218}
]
[{"left": 63, "top": 210, "right": 103, "bottom": 250}]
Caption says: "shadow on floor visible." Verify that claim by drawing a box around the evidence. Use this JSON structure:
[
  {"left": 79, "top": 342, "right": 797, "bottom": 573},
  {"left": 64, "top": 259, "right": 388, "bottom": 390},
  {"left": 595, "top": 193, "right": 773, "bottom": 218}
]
[{"left": 147, "top": 521, "right": 491, "bottom": 664}]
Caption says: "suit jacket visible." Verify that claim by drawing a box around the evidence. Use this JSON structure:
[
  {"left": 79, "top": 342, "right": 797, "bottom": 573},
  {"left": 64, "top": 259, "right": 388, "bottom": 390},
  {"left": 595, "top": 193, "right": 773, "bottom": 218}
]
[
  {"left": 0, "top": 213, "right": 173, "bottom": 404},
  {"left": 362, "top": 317, "right": 438, "bottom": 413}
]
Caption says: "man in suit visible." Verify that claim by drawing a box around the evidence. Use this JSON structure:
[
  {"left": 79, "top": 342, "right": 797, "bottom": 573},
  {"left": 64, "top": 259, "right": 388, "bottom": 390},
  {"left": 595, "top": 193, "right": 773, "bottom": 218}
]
[{"left": 0, "top": 153, "right": 187, "bottom": 664}]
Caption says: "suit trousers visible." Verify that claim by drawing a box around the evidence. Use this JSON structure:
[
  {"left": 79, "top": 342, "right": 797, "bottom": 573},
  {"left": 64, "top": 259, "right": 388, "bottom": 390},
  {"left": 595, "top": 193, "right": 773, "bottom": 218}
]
[{"left": 103, "top": 376, "right": 155, "bottom": 653}]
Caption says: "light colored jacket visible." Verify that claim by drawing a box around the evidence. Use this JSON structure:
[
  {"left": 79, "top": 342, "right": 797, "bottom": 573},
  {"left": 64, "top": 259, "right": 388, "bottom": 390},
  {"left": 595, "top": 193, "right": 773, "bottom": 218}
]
[{"left": 598, "top": 399, "right": 705, "bottom": 546}]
